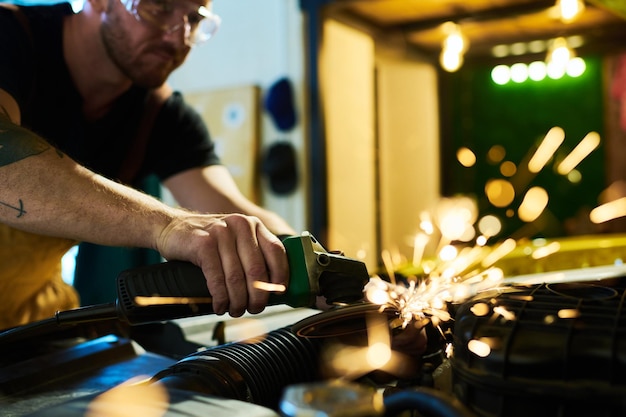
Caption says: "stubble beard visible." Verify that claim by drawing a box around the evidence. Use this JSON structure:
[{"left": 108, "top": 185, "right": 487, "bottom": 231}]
[{"left": 100, "top": 14, "right": 186, "bottom": 89}]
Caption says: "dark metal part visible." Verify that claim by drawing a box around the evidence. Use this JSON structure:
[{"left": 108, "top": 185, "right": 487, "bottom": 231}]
[{"left": 292, "top": 303, "right": 398, "bottom": 338}]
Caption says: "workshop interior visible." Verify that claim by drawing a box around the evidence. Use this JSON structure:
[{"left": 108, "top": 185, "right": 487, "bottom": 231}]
[{"left": 4, "top": 0, "right": 626, "bottom": 416}]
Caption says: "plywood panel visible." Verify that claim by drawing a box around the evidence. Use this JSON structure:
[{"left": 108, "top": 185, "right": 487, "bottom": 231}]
[
  {"left": 321, "top": 20, "right": 378, "bottom": 269},
  {"left": 377, "top": 57, "right": 441, "bottom": 262},
  {"left": 185, "top": 86, "right": 261, "bottom": 202}
]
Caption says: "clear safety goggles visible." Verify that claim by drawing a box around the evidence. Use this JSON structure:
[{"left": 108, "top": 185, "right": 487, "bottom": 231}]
[{"left": 122, "top": 0, "right": 221, "bottom": 46}]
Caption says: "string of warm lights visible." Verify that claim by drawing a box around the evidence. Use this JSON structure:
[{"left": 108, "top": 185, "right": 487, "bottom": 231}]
[
  {"left": 439, "top": 22, "right": 468, "bottom": 72},
  {"left": 441, "top": 0, "right": 587, "bottom": 76},
  {"left": 491, "top": 57, "right": 586, "bottom": 85}
]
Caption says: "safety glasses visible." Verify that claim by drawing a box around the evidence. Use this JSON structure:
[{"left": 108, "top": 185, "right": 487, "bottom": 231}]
[{"left": 122, "top": 0, "right": 221, "bottom": 46}]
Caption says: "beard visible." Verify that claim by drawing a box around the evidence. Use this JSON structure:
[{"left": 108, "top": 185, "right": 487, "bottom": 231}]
[{"left": 100, "top": 8, "right": 189, "bottom": 88}]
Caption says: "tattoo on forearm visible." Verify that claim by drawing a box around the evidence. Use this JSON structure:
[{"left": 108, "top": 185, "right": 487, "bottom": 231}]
[
  {"left": 0, "top": 105, "right": 51, "bottom": 167},
  {"left": 0, "top": 198, "right": 26, "bottom": 218}
]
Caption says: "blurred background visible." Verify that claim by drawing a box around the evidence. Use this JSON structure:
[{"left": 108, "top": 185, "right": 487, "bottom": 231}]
[{"left": 28, "top": 0, "right": 626, "bottom": 292}]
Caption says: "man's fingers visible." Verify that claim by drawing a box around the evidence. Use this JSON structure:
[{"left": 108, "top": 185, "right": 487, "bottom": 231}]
[
  {"left": 230, "top": 220, "right": 277, "bottom": 314},
  {"left": 246, "top": 227, "right": 289, "bottom": 313},
  {"left": 161, "top": 213, "right": 291, "bottom": 317},
  {"left": 198, "top": 232, "right": 231, "bottom": 316},
  {"left": 258, "top": 228, "right": 289, "bottom": 286},
  {"left": 207, "top": 215, "right": 273, "bottom": 316}
]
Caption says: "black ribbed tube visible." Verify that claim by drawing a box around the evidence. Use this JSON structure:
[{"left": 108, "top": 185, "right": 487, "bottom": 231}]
[{"left": 151, "top": 326, "right": 323, "bottom": 409}]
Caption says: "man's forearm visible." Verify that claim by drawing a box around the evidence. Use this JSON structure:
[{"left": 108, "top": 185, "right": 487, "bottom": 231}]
[{"left": 0, "top": 120, "right": 176, "bottom": 249}]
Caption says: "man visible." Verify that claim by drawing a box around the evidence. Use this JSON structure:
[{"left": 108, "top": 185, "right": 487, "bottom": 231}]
[{"left": 0, "top": 0, "right": 296, "bottom": 329}]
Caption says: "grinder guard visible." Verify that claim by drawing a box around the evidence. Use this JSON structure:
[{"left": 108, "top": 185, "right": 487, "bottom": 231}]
[{"left": 282, "top": 232, "right": 370, "bottom": 307}]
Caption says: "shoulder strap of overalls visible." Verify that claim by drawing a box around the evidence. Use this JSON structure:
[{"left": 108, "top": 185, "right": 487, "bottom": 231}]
[{"left": 117, "top": 85, "right": 171, "bottom": 185}]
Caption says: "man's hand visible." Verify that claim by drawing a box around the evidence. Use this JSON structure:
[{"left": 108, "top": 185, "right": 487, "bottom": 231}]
[{"left": 156, "top": 212, "right": 289, "bottom": 317}]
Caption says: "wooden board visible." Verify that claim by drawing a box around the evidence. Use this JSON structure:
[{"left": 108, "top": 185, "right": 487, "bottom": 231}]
[{"left": 185, "top": 85, "right": 261, "bottom": 202}]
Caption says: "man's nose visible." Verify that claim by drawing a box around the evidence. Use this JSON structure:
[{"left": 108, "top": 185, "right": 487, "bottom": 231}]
[{"left": 162, "top": 19, "right": 192, "bottom": 47}]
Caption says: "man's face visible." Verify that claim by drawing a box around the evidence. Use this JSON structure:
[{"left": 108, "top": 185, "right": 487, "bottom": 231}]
[{"left": 100, "top": 0, "right": 211, "bottom": 88}]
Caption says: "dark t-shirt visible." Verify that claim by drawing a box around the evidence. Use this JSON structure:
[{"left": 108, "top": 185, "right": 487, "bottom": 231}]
[{"left": 0, "top": 3, "right": 221, "bottom": 185}]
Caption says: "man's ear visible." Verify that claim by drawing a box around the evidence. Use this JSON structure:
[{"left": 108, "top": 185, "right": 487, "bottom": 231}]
[{"left": 0, "top": 89, "right": 21, "bottom": 125}]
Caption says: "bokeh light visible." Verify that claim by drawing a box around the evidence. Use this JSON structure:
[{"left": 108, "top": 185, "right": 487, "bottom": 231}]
[
  {"left": 528, "top": 61, "right": 547, "bottom": 81},
  {"left": 457, "top": 146, "right": 477, "bottom": 167},
  {"left": 510, "top": 63, "right": 528, "bottom": 83},
  {"left": 491, "top": 65, "right": 511, "bottom": 85},
  {"left": 485, "top": 179, "right": 515, "bottom": 208}
]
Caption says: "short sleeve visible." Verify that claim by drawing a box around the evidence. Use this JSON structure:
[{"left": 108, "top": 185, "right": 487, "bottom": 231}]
[{"left": 143, "top": 92, "right": 221, "bottom": 181}]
